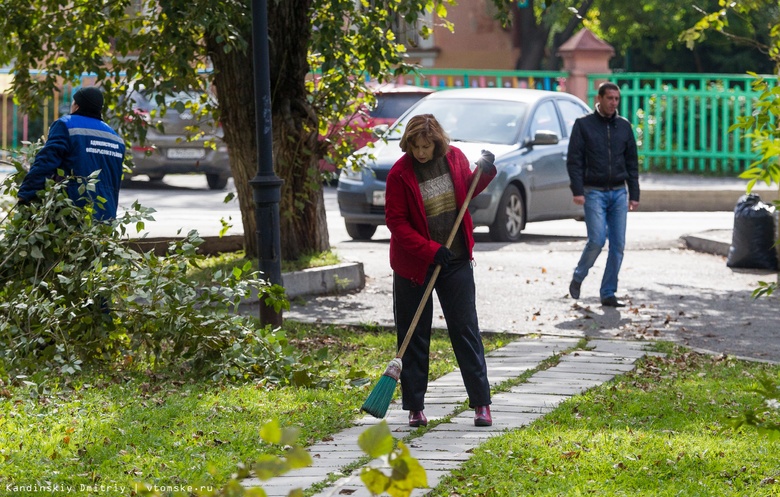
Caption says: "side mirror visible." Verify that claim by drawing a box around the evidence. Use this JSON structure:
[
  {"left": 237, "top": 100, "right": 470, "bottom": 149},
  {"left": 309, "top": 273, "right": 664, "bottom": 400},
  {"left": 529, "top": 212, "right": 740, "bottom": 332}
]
[
  {"left": 372, "top": 124, "right": 389, "bottom": 139},
  {"left": 532, "top": 130, "right": 559, "bottom": 145}
]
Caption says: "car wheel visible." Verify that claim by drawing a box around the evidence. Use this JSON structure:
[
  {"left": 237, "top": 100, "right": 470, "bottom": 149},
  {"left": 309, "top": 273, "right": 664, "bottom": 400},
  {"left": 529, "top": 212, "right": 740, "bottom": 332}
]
[
  {"left": 489, "top": 184, "right": 525, "bottom": 242},
  {"left": 345, "top": 222, "right": 377, "bottom": 241},
  {"left": 206, "top": 174, "right": 229, "bottom": 190},
  {"left": 147, "top": 173, "right": 165, "bottom": 182}
]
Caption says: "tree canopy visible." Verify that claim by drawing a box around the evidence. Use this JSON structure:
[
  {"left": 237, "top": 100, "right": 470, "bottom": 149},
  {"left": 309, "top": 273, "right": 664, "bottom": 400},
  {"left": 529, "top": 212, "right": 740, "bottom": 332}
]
[
  {"left": 0, "top": 0, "right": 458, "bottom": 261},
  {"left": 2, "top": 0, "right": 778, "bottom": 267}
]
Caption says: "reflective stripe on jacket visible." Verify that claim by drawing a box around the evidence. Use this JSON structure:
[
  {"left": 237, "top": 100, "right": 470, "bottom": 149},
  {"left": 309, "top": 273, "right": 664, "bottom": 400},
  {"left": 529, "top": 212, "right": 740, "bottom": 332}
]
[{"left": 18, "top": 114, "right": 125, "bottom": 220}]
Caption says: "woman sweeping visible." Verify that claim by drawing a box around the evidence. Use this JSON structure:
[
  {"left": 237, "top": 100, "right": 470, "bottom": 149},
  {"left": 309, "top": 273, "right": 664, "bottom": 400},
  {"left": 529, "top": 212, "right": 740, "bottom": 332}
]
[{"left": 384, "top": 113, "right": 497, "bottom": 427}]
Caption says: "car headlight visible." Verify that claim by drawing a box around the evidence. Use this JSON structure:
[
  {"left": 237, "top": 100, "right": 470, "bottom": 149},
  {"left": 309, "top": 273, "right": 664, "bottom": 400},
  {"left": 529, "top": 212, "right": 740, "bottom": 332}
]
[{"left": 340, "top": 166, "right": 363, "bottom": 181}]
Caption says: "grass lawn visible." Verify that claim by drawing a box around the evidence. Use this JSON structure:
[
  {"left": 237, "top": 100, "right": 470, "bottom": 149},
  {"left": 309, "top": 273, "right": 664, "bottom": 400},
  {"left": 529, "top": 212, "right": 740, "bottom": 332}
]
[
  {"left": 1, "top": 327, "right": 778, "bottom": 497},
  {"left": 0, "top": 323, "right": 514, "bottom": 496},
  {"left": 430, "top": 344, "right": 780, "bottom": 497}
]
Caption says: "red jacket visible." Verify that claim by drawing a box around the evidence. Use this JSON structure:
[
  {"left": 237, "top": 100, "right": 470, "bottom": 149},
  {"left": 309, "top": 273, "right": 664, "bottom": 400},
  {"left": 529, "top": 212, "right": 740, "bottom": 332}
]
[{"left": 385, "top": 146, "right": 496, "bottom": 285}]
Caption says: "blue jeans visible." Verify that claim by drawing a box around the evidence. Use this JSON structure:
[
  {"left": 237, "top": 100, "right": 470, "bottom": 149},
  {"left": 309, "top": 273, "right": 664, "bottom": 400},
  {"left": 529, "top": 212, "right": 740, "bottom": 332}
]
[{"left": 572, "top": 187, "right": 628, "bottom": 300}]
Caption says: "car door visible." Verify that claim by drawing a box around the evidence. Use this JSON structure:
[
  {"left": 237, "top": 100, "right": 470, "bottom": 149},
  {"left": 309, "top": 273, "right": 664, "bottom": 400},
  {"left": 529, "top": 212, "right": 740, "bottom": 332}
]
[{"left": 524, "top": 99, "right": 569, "bottom": 220}]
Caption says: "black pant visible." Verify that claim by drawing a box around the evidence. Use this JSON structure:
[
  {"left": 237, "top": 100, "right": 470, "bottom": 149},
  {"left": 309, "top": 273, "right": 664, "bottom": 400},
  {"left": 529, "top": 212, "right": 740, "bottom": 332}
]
[{"left": 393, "top": 260, "right": 491, "bottom": 410}]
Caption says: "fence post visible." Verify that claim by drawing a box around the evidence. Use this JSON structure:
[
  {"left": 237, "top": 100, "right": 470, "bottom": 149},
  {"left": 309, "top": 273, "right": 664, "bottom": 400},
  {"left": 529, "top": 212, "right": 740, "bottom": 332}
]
[{"left": 556, "top": 28, "right": 614, "bottom": 104}]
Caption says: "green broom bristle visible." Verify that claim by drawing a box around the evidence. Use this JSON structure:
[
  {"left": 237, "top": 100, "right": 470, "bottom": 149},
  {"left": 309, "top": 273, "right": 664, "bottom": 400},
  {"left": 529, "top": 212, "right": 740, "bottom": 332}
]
[
  {"left": 361, "top": 358, "right": 402, "bottom": 419},
  {"left": 361, "top": 375, "right": 398, "bottom": 418}
]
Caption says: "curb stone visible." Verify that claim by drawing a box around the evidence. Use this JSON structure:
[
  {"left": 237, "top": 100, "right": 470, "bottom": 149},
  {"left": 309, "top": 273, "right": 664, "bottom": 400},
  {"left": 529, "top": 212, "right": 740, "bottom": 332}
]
[
  {"left": 127, "top": 235, "right": 366, "bottom": 299},
  {"left": 280, "top": 262, "right": 365, "bottom": 299},
  {"left": 680, "top": 229, "right": 731, "bottom": 257},
  {"left": 239, "top": 262, "right": 366, "bottom": 302}
]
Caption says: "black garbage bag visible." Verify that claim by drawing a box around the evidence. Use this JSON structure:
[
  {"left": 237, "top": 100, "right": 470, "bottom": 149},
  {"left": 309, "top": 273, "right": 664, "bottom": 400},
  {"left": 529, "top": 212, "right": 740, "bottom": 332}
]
[{"left": 727, "top": 194, "right": 778, "bottom": 270}]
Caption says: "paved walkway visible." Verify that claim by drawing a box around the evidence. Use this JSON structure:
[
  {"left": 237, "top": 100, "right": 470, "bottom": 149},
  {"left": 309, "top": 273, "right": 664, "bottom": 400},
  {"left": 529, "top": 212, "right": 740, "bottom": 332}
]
[{"left": 243, "top": 337, "right": 654, "bottom": 496}]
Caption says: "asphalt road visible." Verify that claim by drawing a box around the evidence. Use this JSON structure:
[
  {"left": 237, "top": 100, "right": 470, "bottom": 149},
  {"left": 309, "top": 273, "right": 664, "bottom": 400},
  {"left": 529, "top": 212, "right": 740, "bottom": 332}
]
[
  {"left": 318, "top": 186, "right": 780, "bottom": 365},
  {"left": 121, "top": 175, "right": 779, "bottom": 364}
]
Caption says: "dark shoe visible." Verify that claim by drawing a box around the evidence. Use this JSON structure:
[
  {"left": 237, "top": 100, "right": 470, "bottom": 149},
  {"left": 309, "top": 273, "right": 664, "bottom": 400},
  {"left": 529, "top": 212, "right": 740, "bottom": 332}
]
[
  {"left": 474, "top": 405, "right": 492, "bottom": 427},
  {"left": 569, "top": 279, "right": 581, "bottom": 299},
  {"left": 409, "top": 410, "right": 428, "bottom": 427},
  {"left": 601, "top": 296, "right": 626, "bottom": 307}
]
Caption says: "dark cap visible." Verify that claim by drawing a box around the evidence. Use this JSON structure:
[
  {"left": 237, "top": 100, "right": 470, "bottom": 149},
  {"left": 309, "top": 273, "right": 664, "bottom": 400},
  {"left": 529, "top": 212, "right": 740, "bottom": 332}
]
[{"left": 73, "top": 87, "right": 104, "bottom": 118}]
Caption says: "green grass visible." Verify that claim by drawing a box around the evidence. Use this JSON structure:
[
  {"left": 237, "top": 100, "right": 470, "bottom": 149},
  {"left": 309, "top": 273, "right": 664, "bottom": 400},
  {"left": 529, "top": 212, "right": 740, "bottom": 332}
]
[
  {"left": 0, "top": 323, "right": 514, "bottom": 496},
  {"left": 430, "top": 344, "right": 780, "bottom": 497},
  {"left": 187, "top": 250, "right": 341, "bottom": 285},
  {"left": 3, "top": 329, "right": 779, "bottom": 497}
]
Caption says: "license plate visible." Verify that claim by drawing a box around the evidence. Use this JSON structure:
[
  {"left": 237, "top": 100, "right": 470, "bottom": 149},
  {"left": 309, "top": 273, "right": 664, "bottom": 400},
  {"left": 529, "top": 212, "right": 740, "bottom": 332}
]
[
  {"left": 167, "top": 148, "right": 205, "bottom": 159},
  {"left": 372, "top": 190, "right": 385, "bottom": 206}
]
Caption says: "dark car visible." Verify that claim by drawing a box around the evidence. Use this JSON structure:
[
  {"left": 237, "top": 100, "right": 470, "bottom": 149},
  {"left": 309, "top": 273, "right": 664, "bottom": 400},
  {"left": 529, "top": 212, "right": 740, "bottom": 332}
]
[
  {"left": 336, "top": 87, "right": 591, "bottom": 241},
  {"left": 124, "top": 90, "right": 231, "bottom": 190}
]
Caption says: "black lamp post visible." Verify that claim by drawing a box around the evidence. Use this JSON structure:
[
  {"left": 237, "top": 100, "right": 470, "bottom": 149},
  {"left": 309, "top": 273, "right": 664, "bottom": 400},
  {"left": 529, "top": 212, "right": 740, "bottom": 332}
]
[{"left": 250, "top": 0, "right": 284, "bottom": 327}]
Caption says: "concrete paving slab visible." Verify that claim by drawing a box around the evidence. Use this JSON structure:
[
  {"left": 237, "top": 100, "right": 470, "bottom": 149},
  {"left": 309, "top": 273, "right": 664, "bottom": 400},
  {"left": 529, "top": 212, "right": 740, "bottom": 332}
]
[{"left": 244, "top": 338, "right": 652, "bottom": 495}]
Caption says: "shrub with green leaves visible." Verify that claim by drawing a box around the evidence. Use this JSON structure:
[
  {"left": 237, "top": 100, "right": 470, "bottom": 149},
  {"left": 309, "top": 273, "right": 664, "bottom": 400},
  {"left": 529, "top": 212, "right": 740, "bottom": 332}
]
[{"left": 0, "top": 145, "right": 304, "bottom": 383}]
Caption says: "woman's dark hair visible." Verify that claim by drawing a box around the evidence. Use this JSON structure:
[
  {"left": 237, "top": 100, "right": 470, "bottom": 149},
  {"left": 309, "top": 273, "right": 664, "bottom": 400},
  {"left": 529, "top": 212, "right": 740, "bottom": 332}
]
[{"left": 399, "top": 114, "right": 450, "bottom": 158}]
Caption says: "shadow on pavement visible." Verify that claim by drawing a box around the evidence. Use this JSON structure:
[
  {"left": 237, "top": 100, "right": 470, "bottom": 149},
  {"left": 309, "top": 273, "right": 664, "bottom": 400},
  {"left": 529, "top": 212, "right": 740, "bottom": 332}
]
[{"left": 557, "top": 283, "right": 780, "bottom": 363}]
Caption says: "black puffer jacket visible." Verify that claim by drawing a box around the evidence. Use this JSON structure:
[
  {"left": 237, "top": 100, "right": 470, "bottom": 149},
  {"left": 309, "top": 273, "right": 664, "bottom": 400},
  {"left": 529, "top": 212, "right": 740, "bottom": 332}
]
[{"left": 567, "top": 109, "right": 640, "bottom": 202}]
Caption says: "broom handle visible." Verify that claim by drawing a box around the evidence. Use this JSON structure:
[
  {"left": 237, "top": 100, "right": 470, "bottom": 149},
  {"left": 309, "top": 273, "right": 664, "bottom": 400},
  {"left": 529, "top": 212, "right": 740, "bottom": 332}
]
[{"left": 396, "top": 164, "right": 484, "bottom": 359}]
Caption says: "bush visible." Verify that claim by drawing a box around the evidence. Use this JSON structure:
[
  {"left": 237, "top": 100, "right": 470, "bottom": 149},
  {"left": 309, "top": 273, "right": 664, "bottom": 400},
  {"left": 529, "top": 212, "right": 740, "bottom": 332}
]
[{"left": 0, "top": 144, "right": 316, "bottom": 384}]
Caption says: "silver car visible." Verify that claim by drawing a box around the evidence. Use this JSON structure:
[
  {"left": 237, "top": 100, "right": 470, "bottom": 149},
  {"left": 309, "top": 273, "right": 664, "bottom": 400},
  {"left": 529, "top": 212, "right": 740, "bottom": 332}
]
[
  {"left": 125, "top": 90, "right": 231, "bottom": 190},
  {"left": 336, "top": 87, "right": 590, "bottom": 241}
]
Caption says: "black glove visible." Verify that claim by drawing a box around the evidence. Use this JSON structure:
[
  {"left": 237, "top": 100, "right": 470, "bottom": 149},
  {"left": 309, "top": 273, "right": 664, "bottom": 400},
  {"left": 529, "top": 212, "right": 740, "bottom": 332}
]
[
  {"left": 476, "top": 149, "right": 496, "bottom": 175},
  {"left": 433, "top": 246, "right": 454, "bottom": 268}
]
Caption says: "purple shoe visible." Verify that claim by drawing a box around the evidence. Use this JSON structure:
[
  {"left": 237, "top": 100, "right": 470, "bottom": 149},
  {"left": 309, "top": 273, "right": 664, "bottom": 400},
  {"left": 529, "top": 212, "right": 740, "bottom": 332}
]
[
  {"left": 408, "top": 410, "right": 428, "bottom": 427},
  {"left": 474, "top": 405, "right": 492, "bottom": 427}
]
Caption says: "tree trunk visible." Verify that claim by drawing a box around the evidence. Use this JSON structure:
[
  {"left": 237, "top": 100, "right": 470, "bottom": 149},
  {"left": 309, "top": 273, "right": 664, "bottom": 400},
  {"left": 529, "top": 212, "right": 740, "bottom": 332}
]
[
  {"left": 513, "top": 2, "right": 549, "bottom": 70},
  {"left": 207, "top": 38, "right": 260, "bottom": 258},
  {"left": 268, "top": 0, "right": 329, "bottom": 261},
  {"left": 205, "top": 0, "right": 329, "bottom": 261}
]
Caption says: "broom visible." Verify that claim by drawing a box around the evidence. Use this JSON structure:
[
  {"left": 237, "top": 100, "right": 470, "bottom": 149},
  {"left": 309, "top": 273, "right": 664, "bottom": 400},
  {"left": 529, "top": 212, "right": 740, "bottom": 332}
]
[{"left": 361, "top": 163, "right": 484, "bottom": 418}]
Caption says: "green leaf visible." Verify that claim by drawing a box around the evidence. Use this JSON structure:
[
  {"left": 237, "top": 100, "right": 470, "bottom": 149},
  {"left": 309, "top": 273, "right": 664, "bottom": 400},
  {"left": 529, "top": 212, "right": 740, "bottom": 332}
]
[
  {"left": 252, "top": 454, "right": 289, "bottom": 480},
  {"left": 260, "top": 419, "right": 283, "bottom": 444},
  {"left": 30, "top": 246, "right": 44, "bottom": 259},
  {"left": 279, "top": 426, "right": 301, "bottom": 446},
  {"left": 360, "top": 467, "right": 391, "bottom": 495},
  {"left": 285, "top": 446, "right": 312, "bottom": 469},
  {"left": 358, "top": 421, "right": 394, "bottom": 458}
]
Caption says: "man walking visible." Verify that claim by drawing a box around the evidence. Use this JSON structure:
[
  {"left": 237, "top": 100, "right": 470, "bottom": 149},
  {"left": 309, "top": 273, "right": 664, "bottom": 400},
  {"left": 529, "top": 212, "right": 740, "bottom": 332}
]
[
  {"left": 18, "top": 86, "right": 125, "bottom": 221},
  {"left": 566, "top": 82, "right": 639, "bottom": 307}
]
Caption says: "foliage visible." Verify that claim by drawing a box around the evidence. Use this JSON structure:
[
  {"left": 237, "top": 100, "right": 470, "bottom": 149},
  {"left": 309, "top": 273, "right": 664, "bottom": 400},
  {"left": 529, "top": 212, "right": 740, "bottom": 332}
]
[
  {"left": 132, "top": 420, "right": 427, "bottom": 497},
  {"left": 0, "top": 324, "right": 501, "bottom": 494},
  {"left": 485, "top": 0, "right": 776, "bottom": 72},
  {"left": 594, "top": 0, "right": 777, "bottom": 73},
  {"left": 725, "top": 372, "right": 780, "bottom": 440},
  {"left": 134, "top": 420, "right": 312, "bottom": 497},
  {"left": 0, "top": 0, "right": 462, "bottom": 260},
  {"left": 680, "top": 0, "right": 780, "bottom": 67},
  {"left": 429, "top": 347, "right": 780, "bottom": 496},
  {"left": 0, "top": 144, "right": 329, "bottom": 385},
  {"left": 681, "top": 1, "right": 780, "bottom": 297},
  {"left": 733, "top": 74, "right": 780, "bottom": 299},
  {"left": 359, "top": 422, "right": 427, "bottom": 497}
]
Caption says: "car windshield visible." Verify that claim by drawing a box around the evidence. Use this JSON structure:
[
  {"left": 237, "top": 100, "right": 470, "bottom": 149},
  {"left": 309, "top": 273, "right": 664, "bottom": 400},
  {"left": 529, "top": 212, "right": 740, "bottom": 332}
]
[
  {"left": 391, "top": 98, "right": 529, "bottom": 145},
  {"left": 369, "top": 94, "right": 430, "bottom": 119},
  {"left": 125, "top": 90, "right": 211, "bottom": 112}
]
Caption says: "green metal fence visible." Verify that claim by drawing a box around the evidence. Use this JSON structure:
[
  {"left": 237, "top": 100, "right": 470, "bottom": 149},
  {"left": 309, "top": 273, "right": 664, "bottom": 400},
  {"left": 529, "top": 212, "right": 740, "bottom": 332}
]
[
  {"left": 396, "top": 68, "right": 567, "bottom": 91},
  {"left": 589, "top": 72, "right": 777, "bottom": 175},
  {"left": 3, "top": 68, "right": 777, "bottom": 175}
]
